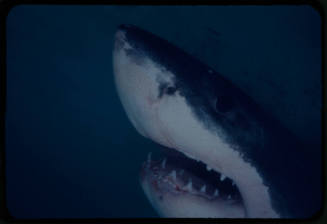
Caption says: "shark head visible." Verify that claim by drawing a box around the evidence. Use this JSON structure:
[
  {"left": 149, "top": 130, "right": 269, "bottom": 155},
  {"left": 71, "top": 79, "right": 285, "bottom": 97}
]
[{"left": 112, "top": 24, "right": 321, "bottom": 218}]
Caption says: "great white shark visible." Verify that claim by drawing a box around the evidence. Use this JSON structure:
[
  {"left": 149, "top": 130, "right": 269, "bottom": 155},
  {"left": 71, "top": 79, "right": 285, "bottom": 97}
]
[{"left": 112, "top": 24, "right": 321, "bottom": 218}]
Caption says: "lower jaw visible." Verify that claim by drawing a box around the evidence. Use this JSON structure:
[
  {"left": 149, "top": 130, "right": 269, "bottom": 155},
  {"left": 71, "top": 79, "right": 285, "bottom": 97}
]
[{"left": 139, "top": 152, "right": 246, "bottom": 218}]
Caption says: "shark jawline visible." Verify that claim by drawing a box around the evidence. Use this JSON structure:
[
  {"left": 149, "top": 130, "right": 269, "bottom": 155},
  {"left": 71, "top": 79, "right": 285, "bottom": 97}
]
[{"left": 112, "top": 24, "right": 321, "bottom": 219}]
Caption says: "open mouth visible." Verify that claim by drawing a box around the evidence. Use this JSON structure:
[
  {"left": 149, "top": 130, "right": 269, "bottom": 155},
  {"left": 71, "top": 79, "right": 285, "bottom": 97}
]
[{"left": 140, "top": 146, "right": 244, "bottom": 213}]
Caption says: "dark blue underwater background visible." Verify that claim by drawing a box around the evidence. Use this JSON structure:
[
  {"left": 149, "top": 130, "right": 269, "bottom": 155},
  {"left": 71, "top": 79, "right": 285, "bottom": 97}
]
[{"left": 5, "top": 5, "right": 321, "bottom": 218}]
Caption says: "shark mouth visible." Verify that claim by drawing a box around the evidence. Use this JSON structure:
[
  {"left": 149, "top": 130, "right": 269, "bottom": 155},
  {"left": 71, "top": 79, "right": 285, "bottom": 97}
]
[
  {"left": 113, "top": 24, "right": 273, "bottom": 218},
  {"left": 113, "top": 24, "right": 321, "bottom": 218},
  {"left": 140, "top": 147, "right": 245, "bottom": 218}
]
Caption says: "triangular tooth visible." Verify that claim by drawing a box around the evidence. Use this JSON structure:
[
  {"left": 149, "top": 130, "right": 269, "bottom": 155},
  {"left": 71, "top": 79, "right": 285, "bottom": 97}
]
[
  {"left": 161, "top": 158, "right": 166, "bottom": 169},
  {"left": 147, "top": 152, "right": 152, "bottom": 163},
  {"left": 214, "top": 189, "right": 219, "bottom": 197},
  {"left": 185, "top": 179, "right": 193, "bottom": 191},
  {"left": 227, "top": 195, "right": 231, "bottom": 200},
  {"left": 220, "top": 174, "right": 226, "bottom": 181},
  {"left": 170, "top": 170, "right": 176, "bottom": 181},
  {"left": 200, "top": 185, "right": 206, "bottom": 193},
  {"left": 206, "top": 165, "right": 212, "bottom": 171}
]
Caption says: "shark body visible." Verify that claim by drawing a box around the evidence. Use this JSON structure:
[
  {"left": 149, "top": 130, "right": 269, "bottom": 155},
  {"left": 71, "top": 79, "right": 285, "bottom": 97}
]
[{"left": 112, "top": 24, "right": 321, "bottom": 218}]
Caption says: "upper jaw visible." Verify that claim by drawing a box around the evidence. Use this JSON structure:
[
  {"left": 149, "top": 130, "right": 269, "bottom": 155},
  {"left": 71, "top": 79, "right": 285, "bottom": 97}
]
[{"left": 140, "top": 157, "right": 246, "bottom": 218}]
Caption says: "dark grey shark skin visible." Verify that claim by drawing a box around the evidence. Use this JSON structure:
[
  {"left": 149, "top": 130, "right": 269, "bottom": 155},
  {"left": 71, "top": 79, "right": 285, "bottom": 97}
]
[{"left": 115, "top": 24, "right": 321, "bottom": 218}]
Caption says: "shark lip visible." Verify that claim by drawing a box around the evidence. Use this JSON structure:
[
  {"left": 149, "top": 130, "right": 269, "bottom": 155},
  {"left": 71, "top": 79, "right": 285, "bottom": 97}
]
[{"left": 140, "top": 146, "right": 243, "bottom": 205}]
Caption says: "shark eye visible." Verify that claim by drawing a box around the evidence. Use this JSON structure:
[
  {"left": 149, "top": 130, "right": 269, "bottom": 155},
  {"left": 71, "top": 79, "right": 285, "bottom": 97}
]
[
  {"left": 165, "top": 86, "right": 176, "bottom": 95},
  {"left": 158, "top": 84, "right": 177, "bottom": 98},
  {"left": 214, "top": 96, "right": 233, "bottom": 113}
]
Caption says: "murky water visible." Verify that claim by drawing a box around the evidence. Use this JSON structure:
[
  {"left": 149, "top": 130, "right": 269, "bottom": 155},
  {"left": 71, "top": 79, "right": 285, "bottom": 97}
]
[{"left": 5, "top": 5, "right": 321, "bottom": 218}]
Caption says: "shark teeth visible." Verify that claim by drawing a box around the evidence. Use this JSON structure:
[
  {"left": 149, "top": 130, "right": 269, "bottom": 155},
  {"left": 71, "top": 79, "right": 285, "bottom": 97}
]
[
  {"left": 147, "top": 152, "right": 152, "bottom": 163},
  {"left": 161, "top": 158, "right": 166, "bottom": 169},
  {"left": 185, "top": 179, "right": 193, "bottom": 191},
  {"left": 169, "top": 170, "right": 177, "bottom": 181},
  {"left": 144, "top": 153, "right": 241, "bottom": 202},
  {"left": 200, "top": 185, "right": 206, "bottom": 193},
  {"left": 146, "top": 152, "right": 152, "bottom": 168},
  {"left": 206, "top": 165, "right": 212, "bottom": 171}
]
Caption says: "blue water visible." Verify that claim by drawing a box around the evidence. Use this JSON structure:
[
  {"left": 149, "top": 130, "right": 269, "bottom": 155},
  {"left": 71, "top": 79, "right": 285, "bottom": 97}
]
[{"left": 5, "top": 5, "right": 321, "bottom": 218}]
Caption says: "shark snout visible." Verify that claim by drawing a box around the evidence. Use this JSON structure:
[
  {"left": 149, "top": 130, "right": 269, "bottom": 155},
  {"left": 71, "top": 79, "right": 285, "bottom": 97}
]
[
  {"left": 112, "top": 25, "right": 176, "bottom": 147},
  {"left": 114, "top": 24, "right": 140, "bottom": 50},
  {"left": 113, "top": 27, "right": 128, "bottom": 52},
  {"left": 114, "top": 24, "right": 135, "bottom": 49}
]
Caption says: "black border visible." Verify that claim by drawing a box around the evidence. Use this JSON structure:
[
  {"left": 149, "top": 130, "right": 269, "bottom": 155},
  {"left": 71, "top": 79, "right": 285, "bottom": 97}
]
[{"left": 0, "top": 0, "right": 325, "bottom": 223}]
